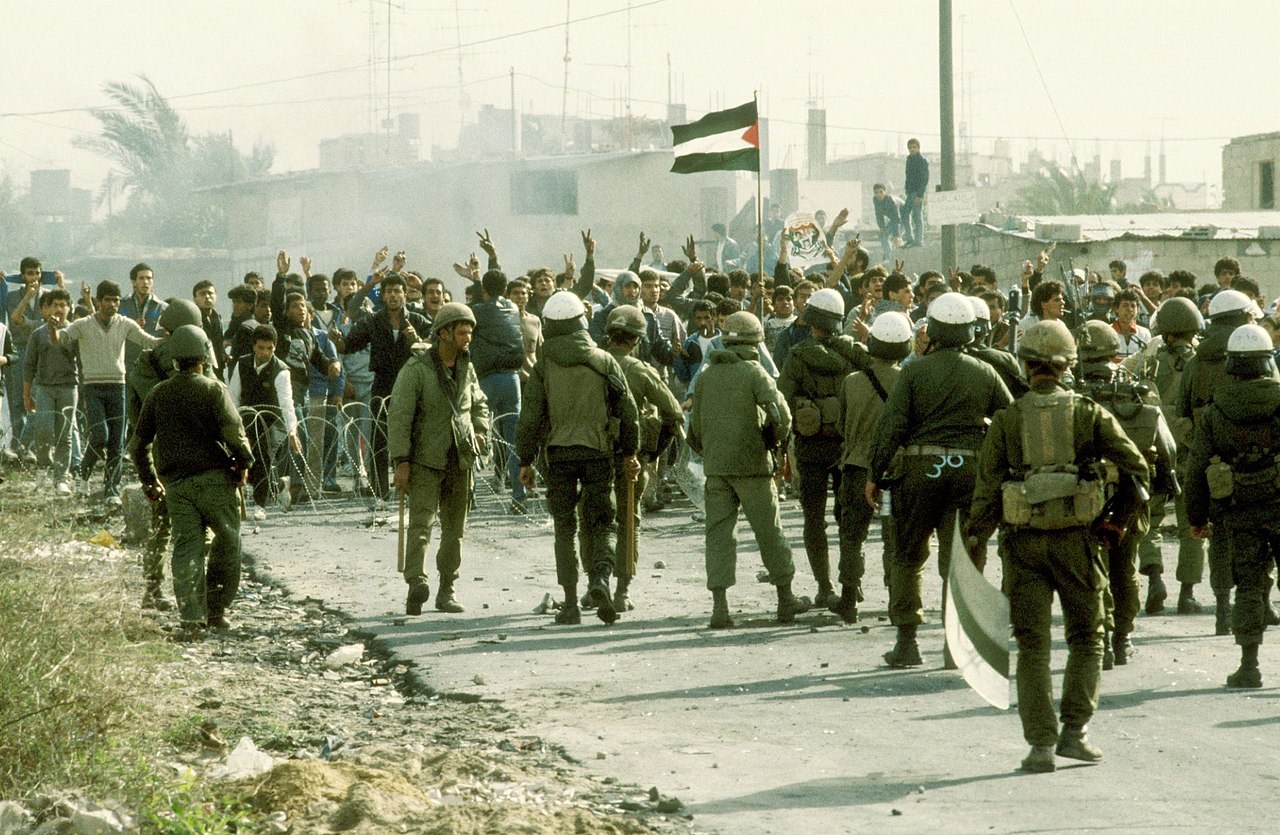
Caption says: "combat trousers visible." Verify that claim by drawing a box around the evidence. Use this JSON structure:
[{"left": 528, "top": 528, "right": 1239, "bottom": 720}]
[
  {"left": 164, "top": 469, "right": 242, "bottom": 624},
  {"left": 1103, "top": 506, "right": 1147, "bottom": 637},
  {"left": 1007, "top": 527, "right": 1105, "bottom": 747},
  {"left": 1208, "top": 521, "right": 1233, "bottom": 595},
  {"left": 1224, "top": 517, "right": 1280, "bottom": 646},
  {"left": 1138, "top": 490, "right": 1205, "bottom": 585},
  {"left": 704, "top": 474, "right": 796, "bottom": 590},
  {"left": 403, "top": 454, "right": 471, "bottom": 585},
  {"left": 889, "top": 453, "right": 980, "bottom": 626},
  {"left": 796, "top": 453, "right": 842, "bottom": 590},
  {"left": 579, "top": 455, "right": 648, "bottom": 578},
  {"left": 547, "top": 455, "right": 616, "bottom": 588},
  {"left": 836, "top": 464, "right": 875, "bottom": 589}
]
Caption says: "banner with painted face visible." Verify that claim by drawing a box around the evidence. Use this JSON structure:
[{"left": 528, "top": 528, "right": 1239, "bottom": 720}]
[{"left": 783, "top": 212, "right": 827, "bottom": 272}]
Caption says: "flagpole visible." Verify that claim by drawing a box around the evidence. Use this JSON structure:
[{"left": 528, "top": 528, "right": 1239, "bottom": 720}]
[{"left": 754, "top": 90, "right": 764, "bottom": 312}]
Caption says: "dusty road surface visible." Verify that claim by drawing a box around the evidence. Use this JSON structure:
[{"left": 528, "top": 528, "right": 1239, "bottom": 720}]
[{"left": 248, "top": 479, "right": 1278, "bottom": 834}]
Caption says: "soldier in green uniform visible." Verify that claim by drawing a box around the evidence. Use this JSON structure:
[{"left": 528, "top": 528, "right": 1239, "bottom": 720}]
[
  {"left": 1177, "top": 289, "right": 1263, "bottom": 635},
  {"left": 689, "top": 311, "right": 811, "bottom": 629},
  {"left": 131, "top": 325, "right": 254, "bottom": 642},
  {"left": 1075, "top": 321, "right": 1176, "bottom": 668},
  {"left": 388, "top": 302, "right": 489, "bottom": 616},
  {"left": 1132, "top": 297, "right": 1205, "bottom": 615},
  {"left": 864, "top": 292, "right": 1013, "bottom": 668},
  {"left": 516, "top": 291, "right": 639, "bottom": 626},
  {"left": 777, "top": 288, "right": 869, "bottom": 608},
  {"left": 965, "top": 294, "right": 1028, "bottom": 398},
  {"left": 600, "top": 306, "right": 683, "bottom": 612},
  {"left": 967, "top": 320, "right": 1148, "bottom": 773},
  {"left": 1185, "top": 324, "right": 1280, "bottom": 688}
]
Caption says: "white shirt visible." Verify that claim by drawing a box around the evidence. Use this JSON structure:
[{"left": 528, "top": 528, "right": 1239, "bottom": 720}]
[{"left": 228, "top": 360, "right": 298, "bottom": 435}]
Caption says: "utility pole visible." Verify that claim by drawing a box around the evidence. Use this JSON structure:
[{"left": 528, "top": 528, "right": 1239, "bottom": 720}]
[{"left": 939, "top": 0, "right": 957, "bottom": 271}]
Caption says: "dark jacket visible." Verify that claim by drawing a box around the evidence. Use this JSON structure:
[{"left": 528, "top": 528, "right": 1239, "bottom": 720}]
[
  {"left": 340, "top": 306, "right": 432, "bottom": 396},
  {"left": 131, "top": 370, "right": 253, "bottom": 486},
  {"left": 469, "top": 296, "right": 525, "bottom": 378},
  {"left": 1186, "top": 376, "right": 1280, "bottom": 528},
  {"left": 905, "top": 152, "right": 929, "bottom": 198}
]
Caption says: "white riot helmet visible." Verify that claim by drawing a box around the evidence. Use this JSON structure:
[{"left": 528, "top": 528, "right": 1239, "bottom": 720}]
[
  {"left": 1225, "top": 323, "right": 1276, "bottom": 378},
  {"left": 542, "top": 291, "right": 587, "bottom": 337},
  {"left": 1208, "top": 289, "right": 1262, "bottom": 321},
  {"left": 926, "top": 291, "right": 976, "bottom": 348},
  {"left": 868, "top": 311, "right": 913, "bottom": 361},
  {"left": 802, "top": 288, "right": 845, "bottom": 333},
  {"left": 968, "top": 295, "right": 992, "bottom": 343}
]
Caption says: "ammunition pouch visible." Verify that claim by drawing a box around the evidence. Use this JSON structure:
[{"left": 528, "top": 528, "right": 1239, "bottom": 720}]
[
  {"left": 793, "top": 395, "right": 841, "bottom": 438},
  {"left": 1002, "top": 467, "right": 1105, "bottom": 530}
]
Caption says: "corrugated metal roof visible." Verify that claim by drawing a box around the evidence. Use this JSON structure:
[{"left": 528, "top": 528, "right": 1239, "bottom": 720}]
[{"left": 999, "top": 211, "right": 1280, "bottom": 241}]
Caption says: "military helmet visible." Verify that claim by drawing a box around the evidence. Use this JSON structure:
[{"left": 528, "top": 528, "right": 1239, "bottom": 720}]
[
  {"left": 722, "top": 311, "right": 764, "bottom": 345},
  {"left": 1225, "top": 323, "right": 1276, "bottom": 379},
  {"left": 868, "top": 311, "right": 913, "bottom": 361},
  {"left": 542, "top": 291, "right": 587, "bottom": 337},
  {"left": 1208, "top": 289, "right": 1261, "bottom": 320},
  {"left": 926, "top": 291, "right": 976, "bottom": 348},
  {"left": 1077, "top": 320, "right": 1122, "bottom": 362},
  {"left": 431, "top": 302, "right": 475, "bottom": 335},
  {"left": 1019, "top": 319, "right": 1077, "bottom": 366},
  {"left": 606, "top": 305, "right": 647, "bottom": 337},
  {"left": 802, "top": 288, "right": 845, "bottom": 332},
  {"left": 1153, "top": 296, "right": 1203, "bottom": 336},
  {"left": 1227, "top": 323, "right": 1274, "bottom": 356},
  {"left": 169, "top": 324, "right": 210, "bottom": 360},
  {"left": 159, "top": 298, "right": 202, "bottom": 333}
]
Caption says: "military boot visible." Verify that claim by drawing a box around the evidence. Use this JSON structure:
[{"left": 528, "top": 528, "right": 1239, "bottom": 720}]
[
  {"left": 827, "top": 584, "right": 860, "bottom": 624},
  {"left": 1227, "top": 644, "right": 1262, "bottom": 689},
  {"left": 1266, "top": 590, "right": 1280, "bottom": 626},
  {"left": 612, "top": 575, "right": 635, "bottom": 613},
  {"left": 1215, "top": 591, "right": 1233, "bottom": 636},
  {"left": 709, "top": 588, "right": 733, "bottom": 629},
  {"left": 555, "top": 585, "right": 582, "bottom": 625},
  {"left": 1020, "top": 745, "right": 1057, "bottom": 773},
  {"left": 775, "top": 582, "right": 812, "bottom": 624},
  {"left": 589, "top": 564, "right": 618, "bottom": 625},
  {"left": 1144, "top": 571, "right": 1167, "bottom": 615},
  {"left": 141, "top": 582, "right": 173, "bottom": 612},
  {"left": 1177, "top": 584, "right": 1203, "bottom": 614},
  {"left": 435, "top": 581, "right": 465, "bottom": 614},
  {"left": 1056, "top": 724, "right": 1103, "bottom": 763},
  {"left": 405, "top": 579, "right": 430, "bottom": 616},
  {"left": 1112, "top": 631, "right": 1134, "bottom": 666},
  {"left": 883, "top": 625, "right": 924, "bottom": 668},
  {"left": 1102, "top": 630, "right": 1115, "bottom": 671}
]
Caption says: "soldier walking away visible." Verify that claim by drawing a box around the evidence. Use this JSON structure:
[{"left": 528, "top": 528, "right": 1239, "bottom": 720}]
[
  {"left": 516, "top": 291, "right": 640, "bottom": 626},
  {"left": 689, "top": 311, "right": 811, "bottom": 628},
  {"left": 388, "top": 303, "right": 489, "bottom": 616},
  {"left": 1075, "top": 321, "right": 1177, "bottom": 668},
  {"left": 966, "top": 320, "right": 1148, "bottom": 773},
  {"left": 865, "top": 292, "right": 1013, "bottom": 669},
  {"left": 1177, "top": 289, "right": 1263, "bottom": 635},
  {"left": 601, "top": 306, "right": 683, "bottom": 613},
  {"left": 777, "top": 288, "right": 869, "bottom": 609},
  {"left": 1185, "top": 324, "right": 1280, "bottom": 689},
  {"left": 833, "top": 311, "right": 912, "bottom": 623},
  {"left": 1132, "top": 297, "right": 1206, "bottom": 616},
  {"left": 131, "top": 325, "right": 253, "bottom": 642}
]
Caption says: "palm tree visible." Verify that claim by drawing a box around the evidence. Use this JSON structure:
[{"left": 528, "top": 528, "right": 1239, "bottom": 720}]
[
  {"left": 75, "top": 76, "right": 273, "bottom": 246},
  {"left": 1015, "top": 163, "right": 1116, "bottom": 215}
]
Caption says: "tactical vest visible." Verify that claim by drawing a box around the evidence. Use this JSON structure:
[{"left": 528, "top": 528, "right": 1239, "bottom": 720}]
[
  {"left": 1001, "top": 389, "right": 1105, "bottom": 529},
  {"left": 793, "top": 339, "right": 859, "bottom": 439},
  {"left": 1083, "top": 378, "right": 1160, "bottom": 465},
  {"left": 1141, "top": 343, "right": 1193, "bottom": 444},
  {"left": 1204, "top": 411, "right": 1280, "bottom": 505}
]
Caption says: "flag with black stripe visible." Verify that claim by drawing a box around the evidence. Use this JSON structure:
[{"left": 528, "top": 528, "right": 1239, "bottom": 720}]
[
  {"left": 944, "top": 518, "right": 1011, "bottom": 709},
  {"left": 670, "top": 101, "right": 760, "bottom": 174}
]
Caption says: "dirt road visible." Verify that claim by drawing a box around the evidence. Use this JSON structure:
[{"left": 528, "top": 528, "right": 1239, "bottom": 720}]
[{"left": 248, "top": 481, "right": 1276, "bottom": 834}]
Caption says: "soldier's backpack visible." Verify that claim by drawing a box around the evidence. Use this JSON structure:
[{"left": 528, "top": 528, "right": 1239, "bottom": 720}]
[
  {"left": 1001, "top": 388, "right": 1105, "bottom": 529},
  {"left": 1204, "top": 413, "right": 1280, "bottom": 505}
]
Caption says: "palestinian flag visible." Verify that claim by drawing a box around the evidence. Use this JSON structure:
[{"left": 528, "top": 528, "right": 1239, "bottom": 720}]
[
  {"left": 943, "top": 518, "right": 1011, "bottom": 710},
  {"left": 670, "top": 100, "right": 760, "bottom": 174}
]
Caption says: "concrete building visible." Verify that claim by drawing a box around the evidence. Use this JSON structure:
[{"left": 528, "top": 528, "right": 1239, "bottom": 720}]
[{"left": 1223, "top": 132, "right": 1280, "bottom": 210}]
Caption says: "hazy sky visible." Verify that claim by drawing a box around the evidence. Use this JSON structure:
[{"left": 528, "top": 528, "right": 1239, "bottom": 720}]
[{"left": 4, "top": 0, "right": 1277, "bottom": 198}]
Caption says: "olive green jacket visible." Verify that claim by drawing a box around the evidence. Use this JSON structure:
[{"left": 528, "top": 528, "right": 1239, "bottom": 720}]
[
  {"left": 689, "top": 345, "right": 790, "bottom": 478},
  {"left": 388, "top": 346, "right": 489, "bottom": 470}
]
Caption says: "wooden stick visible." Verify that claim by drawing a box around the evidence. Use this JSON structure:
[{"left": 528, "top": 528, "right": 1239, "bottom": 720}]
[
  {"left": 239, "top": 486, "right": 248, "bottom": 521},
  {"left": 626, "top": 477, "right": 636, "bottom": 578},
  {"left": 397, "top": 491, "right": 407, "bottom": 573}
]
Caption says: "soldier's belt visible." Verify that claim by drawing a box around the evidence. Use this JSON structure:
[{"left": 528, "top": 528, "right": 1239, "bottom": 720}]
[{"left": 903, "top": 445, "right": 976, "bottom": 457}]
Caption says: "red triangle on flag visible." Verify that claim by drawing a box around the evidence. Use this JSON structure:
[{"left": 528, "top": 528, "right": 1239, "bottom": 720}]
[{"left": 741, "top": 121, "right": 760, "bottom": 148}]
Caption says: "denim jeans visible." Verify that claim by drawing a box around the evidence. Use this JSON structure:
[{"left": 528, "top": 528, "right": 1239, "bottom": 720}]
[
  {"left": 33, "top": 384, "right": 77, "bottom": 482},
  {"left": 79, "top": 383, "right": 126, "bottom": 495},
  {"left": 479, "top": 371, "right": 525, "bottom": 502}
]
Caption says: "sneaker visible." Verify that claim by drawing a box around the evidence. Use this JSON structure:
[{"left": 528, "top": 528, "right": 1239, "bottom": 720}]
[
  {"left": 0, "top": 448, "right": 17, "bottom": 464},
  {"left": 104, "top": 494, "right": 123, "bottom": 510},
  {"left": 55, "top": 481, "right": 72, "bottom": 497},
  {"left": 75, "top": 478, "right": 92, "bottom": 496},
  {"left": 321, "top": 483, "right": 344, "bottom": 497},
  {"left": 252, "top": 506, "right": 267, "bottom": 522},
  {"left": 207, "top": 613, "right": 232, "bottom": 632},
  {"left": 170, "top": 622, "right": 208, "bottom": 644}
]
